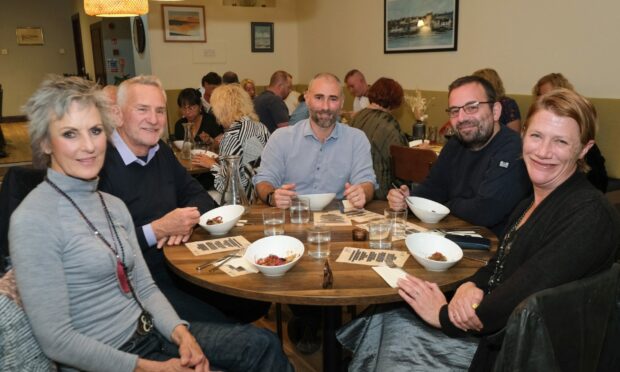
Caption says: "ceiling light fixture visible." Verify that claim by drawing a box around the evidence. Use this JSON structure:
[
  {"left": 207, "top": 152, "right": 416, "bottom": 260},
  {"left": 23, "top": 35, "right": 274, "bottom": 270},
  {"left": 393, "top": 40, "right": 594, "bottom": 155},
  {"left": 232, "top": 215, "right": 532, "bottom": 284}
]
[{"left": 84, "top": 0, "right": 149, "bottom": 17}]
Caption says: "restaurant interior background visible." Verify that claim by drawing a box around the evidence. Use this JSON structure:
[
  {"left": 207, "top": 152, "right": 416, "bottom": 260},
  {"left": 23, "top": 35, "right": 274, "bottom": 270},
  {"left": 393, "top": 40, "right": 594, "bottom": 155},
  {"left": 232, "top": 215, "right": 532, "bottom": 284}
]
[{"left": 1, "top": 0, "right": 619, "bottom": 178}]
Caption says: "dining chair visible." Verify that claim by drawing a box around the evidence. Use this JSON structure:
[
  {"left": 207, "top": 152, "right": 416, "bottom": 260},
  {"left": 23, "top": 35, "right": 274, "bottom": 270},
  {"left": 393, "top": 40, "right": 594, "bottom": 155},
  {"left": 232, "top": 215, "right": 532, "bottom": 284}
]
[
  {"left": 486, "top": 263, "right": 620, "bottom": 372},
  {"left": 0, "top": 166, "right": 45, "bottom": 274},
  {"left": 390, "top": 145, "right": 438, "bottom": 185}
]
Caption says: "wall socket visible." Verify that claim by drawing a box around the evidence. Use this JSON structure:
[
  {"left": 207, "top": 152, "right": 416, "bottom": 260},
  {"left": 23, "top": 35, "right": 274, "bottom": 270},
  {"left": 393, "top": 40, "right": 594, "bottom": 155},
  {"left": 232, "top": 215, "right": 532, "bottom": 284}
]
[{"left": 1, "top": 49, "right": 8, "bottom": 55}]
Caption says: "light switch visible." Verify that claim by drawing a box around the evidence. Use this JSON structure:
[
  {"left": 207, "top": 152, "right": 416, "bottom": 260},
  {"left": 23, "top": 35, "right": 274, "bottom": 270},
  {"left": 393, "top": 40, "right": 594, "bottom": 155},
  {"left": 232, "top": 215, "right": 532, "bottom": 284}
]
[
  {"left": 59, "top": 48, "right": 66, "bottom": 54},
  {"left": 1, "top": 49, "right": 8, "bottom": 55}
]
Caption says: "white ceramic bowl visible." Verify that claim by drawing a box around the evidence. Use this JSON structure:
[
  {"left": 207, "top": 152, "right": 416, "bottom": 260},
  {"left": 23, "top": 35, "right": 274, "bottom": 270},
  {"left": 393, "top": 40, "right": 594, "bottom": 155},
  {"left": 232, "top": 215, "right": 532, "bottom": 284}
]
[
  {"left": 198, "top": 205, "right": 245, "bottom": 236},
  {"left": 406, "top": 196, "right": 450, "bottom": 223},
  {"left": 244, "top": 235, "right": 305, "bottom": 277},
  {"left": 298, "top": 193, "right": 336, "bottom": 211},
  {"left": 406, "top": 232, "right": 463, "bottom": 272},
  {"left": 191, "top": 149, "right": 218, "bottom": 158},
  {"left": 173, "top": 140, "right": 184, "bottom": 150}
]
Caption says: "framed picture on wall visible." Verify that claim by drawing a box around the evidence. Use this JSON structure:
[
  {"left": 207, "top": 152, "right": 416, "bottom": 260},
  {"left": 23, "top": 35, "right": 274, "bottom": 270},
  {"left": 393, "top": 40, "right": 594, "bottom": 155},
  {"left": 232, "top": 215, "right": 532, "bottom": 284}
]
[
  {"left": 384, "top": 0, "right": 458, "bottom": 53},
  {"left": 16, "top": 27, "right": 44, "bottom": 45},
  {"left": 162, "top": 5, "right": 206, "bottom": 42},
  {"left": 251, "top": 22, "right": 274, "bottom": 53}
]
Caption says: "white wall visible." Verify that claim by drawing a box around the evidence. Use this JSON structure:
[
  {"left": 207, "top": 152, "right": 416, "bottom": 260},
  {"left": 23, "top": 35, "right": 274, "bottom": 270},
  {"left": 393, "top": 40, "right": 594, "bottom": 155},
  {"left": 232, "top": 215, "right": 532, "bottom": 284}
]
[
  {"left": 297, "top": 0, "right": 620, "bottom": 99},
  {"left": 146, "top": 0, "right": 300, "bottom": 90},
  {"left": 0, "top": 0, "right": 77, "bottom": 116}
]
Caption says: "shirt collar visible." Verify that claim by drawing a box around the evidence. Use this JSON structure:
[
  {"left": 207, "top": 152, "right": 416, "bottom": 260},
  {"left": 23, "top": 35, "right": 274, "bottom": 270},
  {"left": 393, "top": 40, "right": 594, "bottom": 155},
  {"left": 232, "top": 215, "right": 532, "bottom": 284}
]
[
  {"left": 301, "top": 119, "right": 341, "bottom": 142},
  {"left": 111, "top": 130, "right": 159, "bottom": 166}
]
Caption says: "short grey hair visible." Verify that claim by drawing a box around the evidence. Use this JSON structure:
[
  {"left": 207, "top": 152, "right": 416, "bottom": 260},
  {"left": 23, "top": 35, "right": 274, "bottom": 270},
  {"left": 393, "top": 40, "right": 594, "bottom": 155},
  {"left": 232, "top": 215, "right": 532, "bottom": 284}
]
[
  {"left": 22, "top": 75, "right": 115, "bottom": 168},
  {"left": 117, "top": 75, "right": 167, "bottom": 107},
  {"left": 307, "top": 72, "right": 343, "bottom": 98}
]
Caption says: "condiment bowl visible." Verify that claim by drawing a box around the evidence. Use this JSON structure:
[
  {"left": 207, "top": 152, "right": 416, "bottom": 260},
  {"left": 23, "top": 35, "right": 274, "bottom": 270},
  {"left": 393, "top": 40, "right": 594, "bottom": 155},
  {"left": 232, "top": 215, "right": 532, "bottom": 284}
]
[
  {"left": 406, "top": 196, "right": 450, "bottom": 223},
  {"left": 298, "top": 193, "right": 336, "bottom": 211},
  {"left": 244, "top": 236, "right": 304, "bottom": 277},
  {"left": 406, "top": 232, "right": 462, "bottom": 272},
  {"left": 198, "top": 205, "right": 245, "bottom": 236}
]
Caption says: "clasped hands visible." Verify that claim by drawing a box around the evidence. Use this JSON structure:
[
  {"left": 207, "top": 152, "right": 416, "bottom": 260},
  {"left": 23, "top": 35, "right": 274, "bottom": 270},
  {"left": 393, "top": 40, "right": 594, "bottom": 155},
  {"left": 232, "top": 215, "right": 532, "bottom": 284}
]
[
  {"left": 270, "top": 182, "right": 367, "bottom": 209},
  {"left": 152, "top": 207, "right": 200, "bottom": 249},
  {"left": 397, "top": 275, "right": 484, "bottom": 332}
]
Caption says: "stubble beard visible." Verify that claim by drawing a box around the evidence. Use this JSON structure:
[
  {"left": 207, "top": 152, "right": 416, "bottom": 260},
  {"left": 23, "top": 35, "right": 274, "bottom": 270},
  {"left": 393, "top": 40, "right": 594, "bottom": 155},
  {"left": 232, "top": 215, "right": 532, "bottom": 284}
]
[
  {"left": 311, "top": 110, "right": 338, "bottom": 129},
  {"left": 454, "top": 119, "right": 494, "bottom": 150}
]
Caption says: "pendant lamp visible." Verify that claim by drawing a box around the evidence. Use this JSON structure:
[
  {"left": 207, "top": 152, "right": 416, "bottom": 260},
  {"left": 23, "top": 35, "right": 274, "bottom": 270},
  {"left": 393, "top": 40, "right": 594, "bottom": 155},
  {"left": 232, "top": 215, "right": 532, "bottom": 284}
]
[{"left": 84, "top": 0, "right": 149, "bottom": 17}]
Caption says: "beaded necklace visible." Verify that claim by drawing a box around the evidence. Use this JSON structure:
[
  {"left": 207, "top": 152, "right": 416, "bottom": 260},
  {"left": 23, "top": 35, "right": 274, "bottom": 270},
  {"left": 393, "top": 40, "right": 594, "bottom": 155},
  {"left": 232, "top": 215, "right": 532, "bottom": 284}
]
[
  {"left": 487, "top": 200, "right": 534, "bottom": 292},
  {"left": 45, "top": 177, "right": 153, "bottom": 333}
]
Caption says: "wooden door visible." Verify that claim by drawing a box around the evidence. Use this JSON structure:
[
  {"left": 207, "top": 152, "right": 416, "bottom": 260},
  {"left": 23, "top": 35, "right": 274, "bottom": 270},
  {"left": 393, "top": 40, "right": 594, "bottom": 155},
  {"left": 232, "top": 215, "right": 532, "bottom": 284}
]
[{"left": 90, "top": 22, "right": 106, "bottom": 85}]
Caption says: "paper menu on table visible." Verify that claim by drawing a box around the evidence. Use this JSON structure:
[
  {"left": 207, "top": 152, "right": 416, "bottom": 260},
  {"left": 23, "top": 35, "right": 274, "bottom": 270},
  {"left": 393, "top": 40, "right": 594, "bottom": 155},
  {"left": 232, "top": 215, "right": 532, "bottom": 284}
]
[
  {"left": 314, "top": 211, "right": 352, "bottom": 226},
  {"left": 185, "top": 236, "right": 251, "bottom": 256},
  {"left": 336, "top": 247, "right": 409, "bottom": 267},
  {"left": 346, "top": 210, "right": 384, "bottom": 223}
]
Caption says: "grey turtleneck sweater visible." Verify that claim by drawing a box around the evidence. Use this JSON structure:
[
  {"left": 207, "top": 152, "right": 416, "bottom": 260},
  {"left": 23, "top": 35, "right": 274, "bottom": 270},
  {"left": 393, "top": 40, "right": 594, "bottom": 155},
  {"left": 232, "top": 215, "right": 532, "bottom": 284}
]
[{"left": 9, "top": 169, "right": 185, "bottom": 371}]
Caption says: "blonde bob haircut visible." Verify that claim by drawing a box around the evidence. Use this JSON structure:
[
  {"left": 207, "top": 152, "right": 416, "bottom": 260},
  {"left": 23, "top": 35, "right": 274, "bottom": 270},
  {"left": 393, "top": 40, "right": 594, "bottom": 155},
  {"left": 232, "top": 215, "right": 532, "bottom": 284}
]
[
  {"left": 524, "top": 88, "right": 597, "bottom": 173},
  {"left": 210, "top": 83, "right": 258, "bottom": 127},
  {"left": 23, "top": 75, "right": 115, "bottom": 168}
]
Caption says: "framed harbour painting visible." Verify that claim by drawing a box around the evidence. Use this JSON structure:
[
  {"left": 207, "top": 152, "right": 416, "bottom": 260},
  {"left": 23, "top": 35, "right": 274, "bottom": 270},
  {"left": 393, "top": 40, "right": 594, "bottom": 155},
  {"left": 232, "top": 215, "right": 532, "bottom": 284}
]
[
  {"left": 162, "top": 5, "right": 206, "bottom": 42},
  {"left": 384, "top": 0, "right": 458, "bottom": 53}
]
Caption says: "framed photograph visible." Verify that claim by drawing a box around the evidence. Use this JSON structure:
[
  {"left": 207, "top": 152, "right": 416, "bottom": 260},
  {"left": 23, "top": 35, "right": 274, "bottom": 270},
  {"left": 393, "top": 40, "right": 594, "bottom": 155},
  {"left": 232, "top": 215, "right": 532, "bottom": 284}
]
[
  {"left": 384, "top": 0, "right": 458, "bottom": 53},
  {"left": 16, "top": 27, "right": 44, "bottom": 45},
  {"left": 162, "top": 5, "right": 206, "bottom": 42},
  {"left": 251, "top": 22, "right": 274, "bottom": 53}
]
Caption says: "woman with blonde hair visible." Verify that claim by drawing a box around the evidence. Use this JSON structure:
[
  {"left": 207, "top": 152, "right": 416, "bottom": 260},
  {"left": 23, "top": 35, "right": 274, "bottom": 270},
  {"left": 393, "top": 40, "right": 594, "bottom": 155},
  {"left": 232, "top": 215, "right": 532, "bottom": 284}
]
[
  {"left": 473, "top": 68, "right": 522, "bottom": 132},
  {"left": 240, "top": 78, "right": 256, "bottom": 99},
  {"left": 192, "top": 83, "right": 270, "bottom": 193}
]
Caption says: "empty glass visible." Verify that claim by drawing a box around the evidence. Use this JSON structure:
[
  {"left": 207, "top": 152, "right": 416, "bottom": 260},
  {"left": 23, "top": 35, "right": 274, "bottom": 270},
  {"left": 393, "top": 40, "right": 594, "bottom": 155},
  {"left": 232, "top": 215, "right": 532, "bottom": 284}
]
[
  {"left": 262, "top": 207, "right": 285, "bottom": 236},
  {"left": 384, "top": 208, "right": 408, "bottom": 240}
]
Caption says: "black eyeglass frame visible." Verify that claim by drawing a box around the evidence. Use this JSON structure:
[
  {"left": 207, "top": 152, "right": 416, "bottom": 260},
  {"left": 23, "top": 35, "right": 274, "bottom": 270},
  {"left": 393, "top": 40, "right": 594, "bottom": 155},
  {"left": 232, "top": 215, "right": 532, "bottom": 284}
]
[{"left": 445, "top": 101, "right": 494, "bottom": 118}]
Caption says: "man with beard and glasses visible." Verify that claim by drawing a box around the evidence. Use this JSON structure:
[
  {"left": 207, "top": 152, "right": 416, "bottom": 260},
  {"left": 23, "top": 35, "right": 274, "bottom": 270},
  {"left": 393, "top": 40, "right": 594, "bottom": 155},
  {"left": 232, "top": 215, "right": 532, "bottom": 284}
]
[
  {"left": 255, "top": 72, "right": 377, "bottom": 211},
  {"left": 388, "top": 75, "right": 530, "bottom": 237}
]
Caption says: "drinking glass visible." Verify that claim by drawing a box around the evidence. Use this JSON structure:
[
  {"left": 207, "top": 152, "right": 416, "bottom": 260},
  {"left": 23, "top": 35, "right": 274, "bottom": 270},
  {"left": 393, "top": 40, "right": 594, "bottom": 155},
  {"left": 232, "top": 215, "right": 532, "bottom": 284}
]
[
  {"left": 384, "top": 208, "right": 408, "bottom": 240},
  {"left": 368, "top": 220, "right": 393, "bottom": 249},
  {"left": 290, "top": 197, "right": 310, "bottom": 224},
  {"left": 307, "top": 226, "right": 331, "bottom": 259},
  {"left": 262, "top": 207, "right": 285, "bottom": 236}
]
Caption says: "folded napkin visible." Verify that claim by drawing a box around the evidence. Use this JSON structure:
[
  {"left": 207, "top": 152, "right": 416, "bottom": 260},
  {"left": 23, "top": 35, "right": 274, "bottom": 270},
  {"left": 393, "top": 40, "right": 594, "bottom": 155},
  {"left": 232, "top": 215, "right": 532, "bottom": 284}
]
[
  {"left": 373, "top": 266, "right": 408, "bottom": 288},
  {"left": 219, "top": 257, "right": 259, "bottom": 277}
]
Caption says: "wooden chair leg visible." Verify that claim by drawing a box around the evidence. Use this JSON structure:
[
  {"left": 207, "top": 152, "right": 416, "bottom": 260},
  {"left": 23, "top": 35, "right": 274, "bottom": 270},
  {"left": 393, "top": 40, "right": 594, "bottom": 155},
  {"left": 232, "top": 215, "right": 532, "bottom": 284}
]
[{"left": 275, "top": 303, "right": 283, "bottom": 344}]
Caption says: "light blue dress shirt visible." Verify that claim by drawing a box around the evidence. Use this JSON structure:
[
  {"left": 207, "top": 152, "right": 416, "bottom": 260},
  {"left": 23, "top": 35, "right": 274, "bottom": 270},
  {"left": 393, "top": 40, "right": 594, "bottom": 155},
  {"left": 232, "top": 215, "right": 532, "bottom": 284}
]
[{"left": 253, "top": 119, "right": 377, "bottom": 198}]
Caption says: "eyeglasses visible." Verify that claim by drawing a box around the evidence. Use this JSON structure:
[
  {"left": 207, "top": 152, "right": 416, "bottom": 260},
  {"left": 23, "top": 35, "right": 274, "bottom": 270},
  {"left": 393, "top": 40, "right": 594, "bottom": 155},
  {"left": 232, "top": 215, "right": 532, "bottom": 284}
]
[{"left": 445, "top": 101, "right": 493, "bottom": 118}]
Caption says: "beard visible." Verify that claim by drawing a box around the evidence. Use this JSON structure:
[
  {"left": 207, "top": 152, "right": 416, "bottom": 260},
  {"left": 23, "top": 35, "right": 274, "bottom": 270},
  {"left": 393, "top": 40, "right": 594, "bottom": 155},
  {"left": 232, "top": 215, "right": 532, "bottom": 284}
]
[
  {"left": 453, "top": 119, "right": 495, "bottom": 150},
  {"left": 310, "top": 109, "right": 338, "bottom": 128}
]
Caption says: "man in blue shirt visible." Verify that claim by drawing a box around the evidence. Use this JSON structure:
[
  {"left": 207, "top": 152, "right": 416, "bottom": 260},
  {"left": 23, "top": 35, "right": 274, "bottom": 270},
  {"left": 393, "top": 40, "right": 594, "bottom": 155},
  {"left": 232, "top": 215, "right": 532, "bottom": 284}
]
[
  {"left": 254, "top": 72, "right": 377, "bottom": 209},
  {"left": 388, "top": 75, "right": 530, "bottom": 236}
]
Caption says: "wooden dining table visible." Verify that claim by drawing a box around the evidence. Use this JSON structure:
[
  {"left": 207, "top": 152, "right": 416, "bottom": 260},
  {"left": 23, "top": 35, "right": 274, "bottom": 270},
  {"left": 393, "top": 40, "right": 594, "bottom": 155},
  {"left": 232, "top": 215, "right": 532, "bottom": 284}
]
[{"left": 164, "top": 200, "right": 496, "bottom": 371}]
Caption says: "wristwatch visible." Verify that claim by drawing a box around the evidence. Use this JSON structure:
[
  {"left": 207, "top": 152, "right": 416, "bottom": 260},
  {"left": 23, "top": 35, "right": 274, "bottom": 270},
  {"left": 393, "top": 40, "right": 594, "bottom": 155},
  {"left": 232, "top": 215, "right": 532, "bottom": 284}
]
[{"left": 266, "top": 191, "right": 275, "bottom": 206}]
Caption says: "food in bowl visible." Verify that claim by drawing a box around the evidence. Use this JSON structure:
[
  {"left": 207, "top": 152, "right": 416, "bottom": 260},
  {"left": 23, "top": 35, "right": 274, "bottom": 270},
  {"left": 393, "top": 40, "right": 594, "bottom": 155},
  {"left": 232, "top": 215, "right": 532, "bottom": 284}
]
[
  {"left": 244, "top": 236, "right": 305, "bottom": 277},
  {"left": 406, "top": 233, "right": 463, "bottom": 272},
  {"left": 198, "top": 205, "right": 245, "bottom": 236},
  {"left": 428, "top": 251, "right": 447, "bottom": 261},
  {"left": 256, "top": 254, "right": 297, "bottom": 266},
  {"left": 206, "top": 216, "right": 223, "bottom": 225}
]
